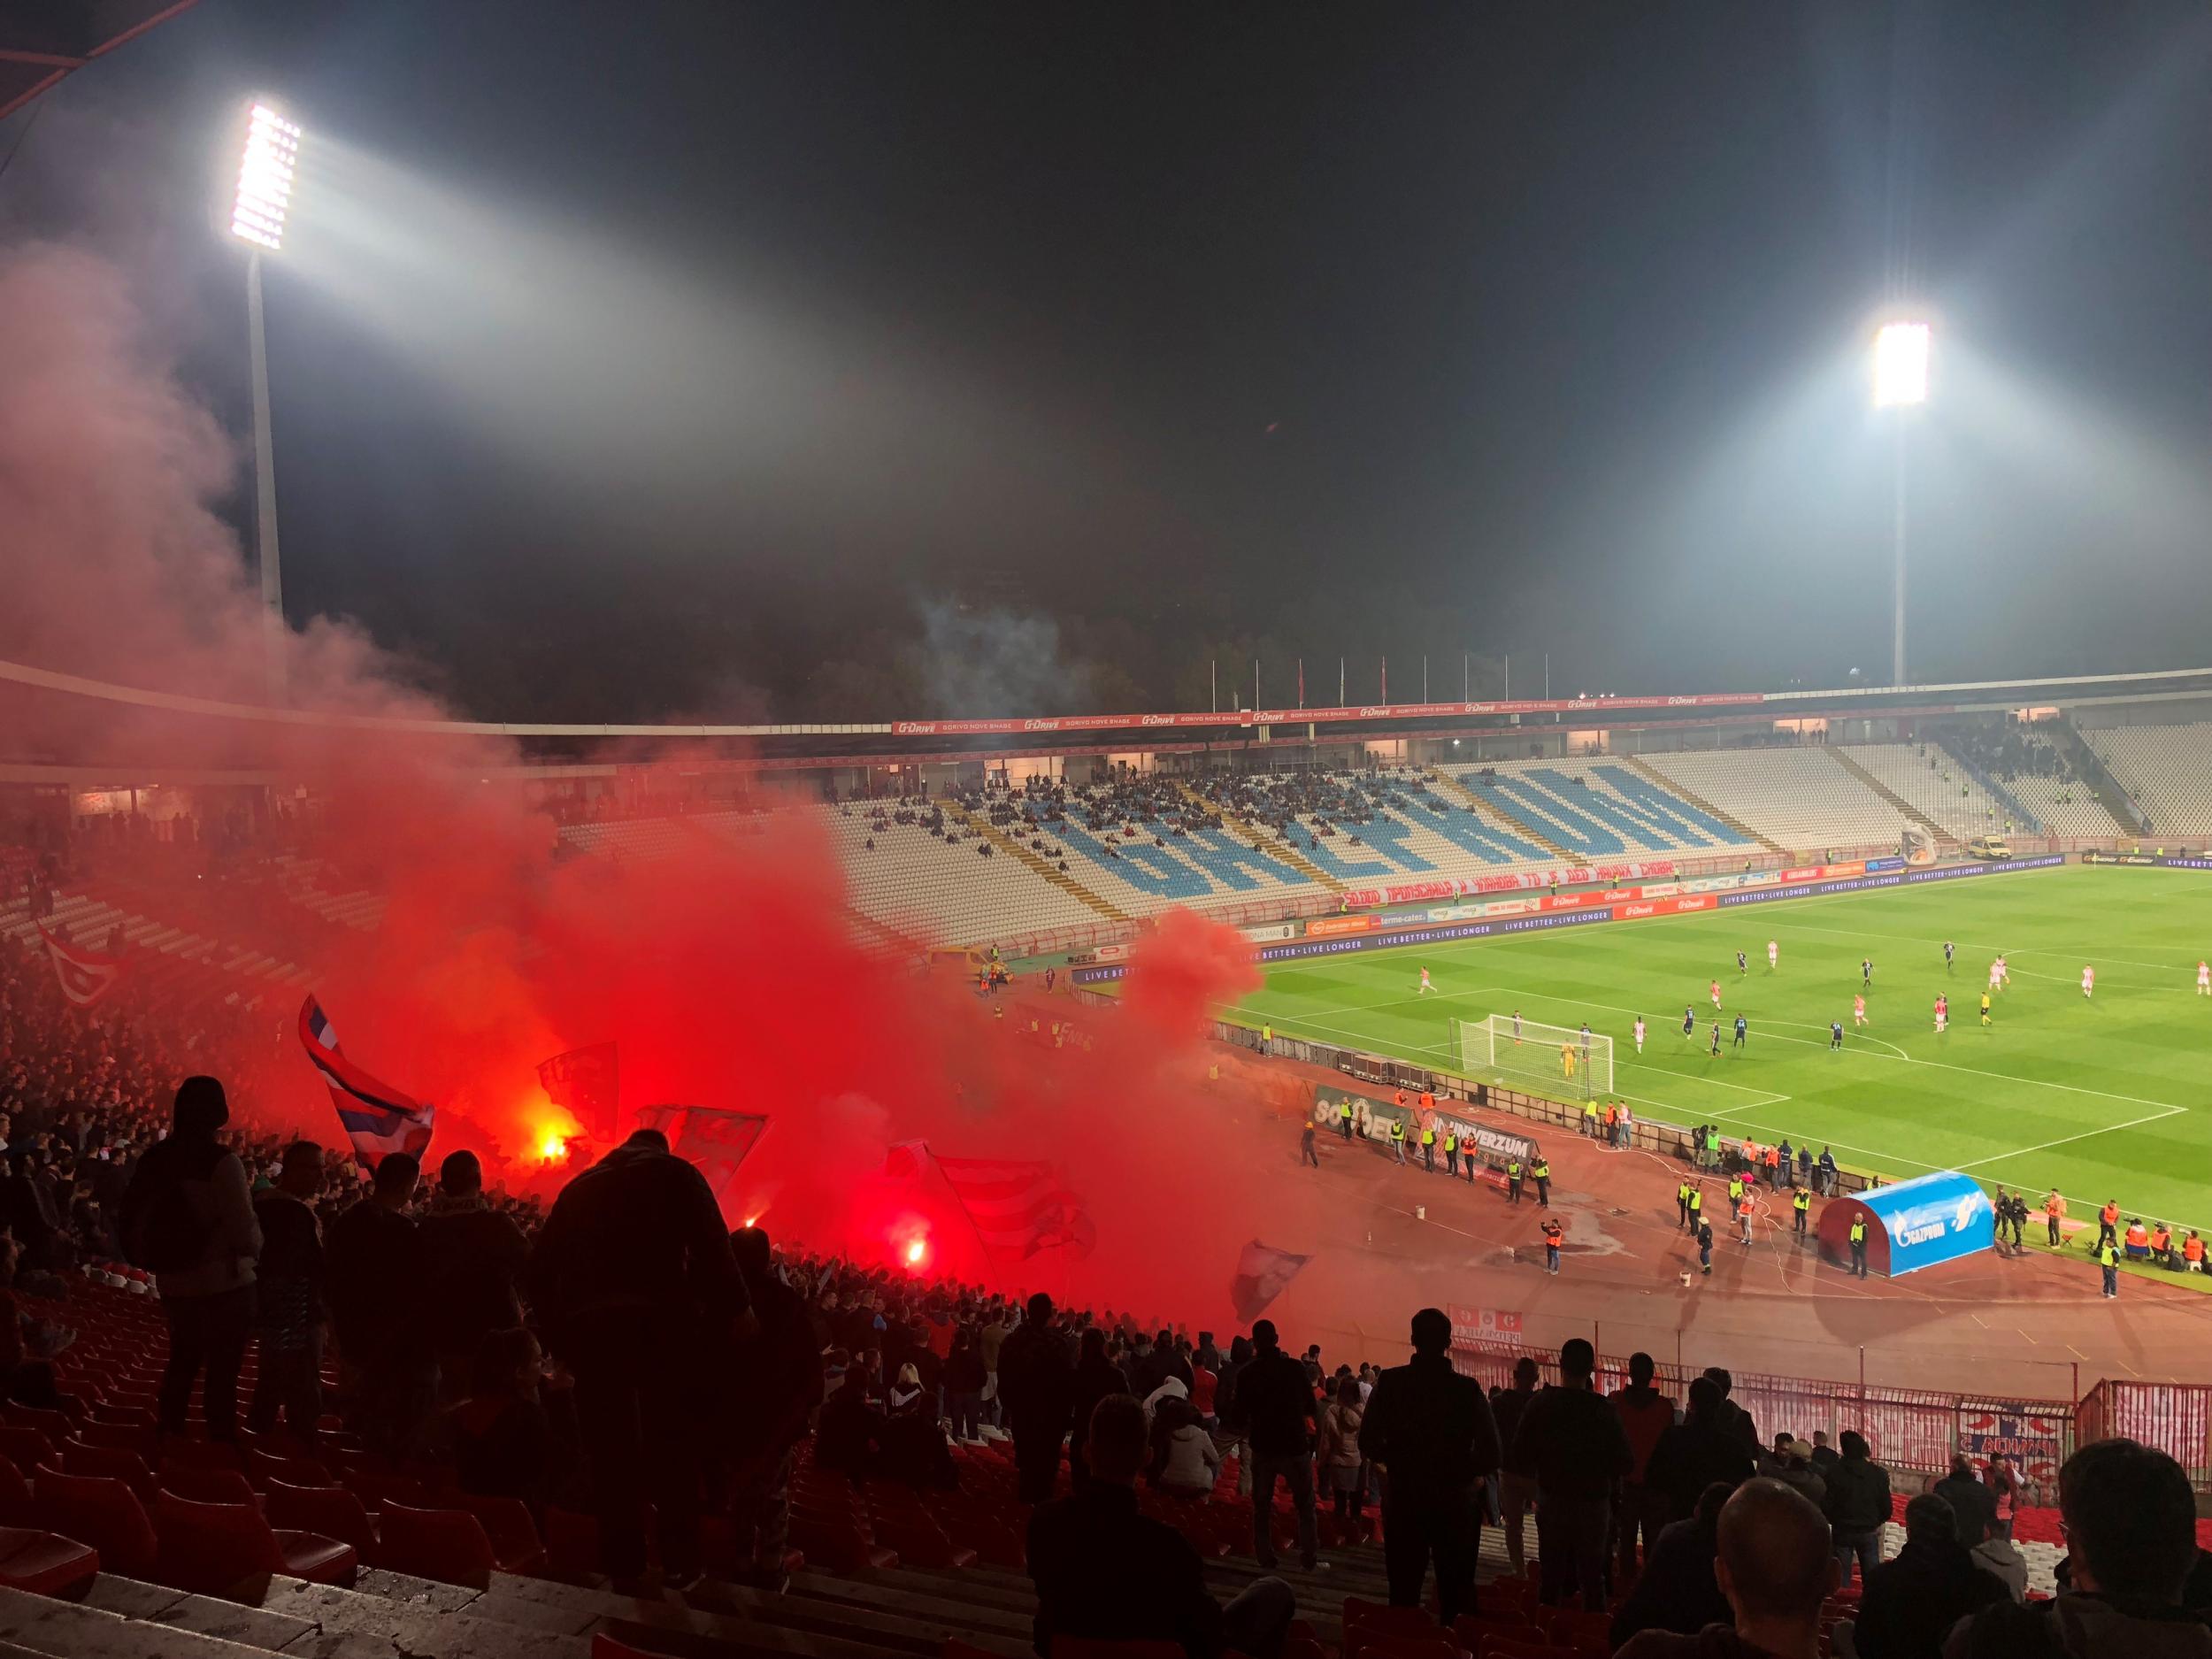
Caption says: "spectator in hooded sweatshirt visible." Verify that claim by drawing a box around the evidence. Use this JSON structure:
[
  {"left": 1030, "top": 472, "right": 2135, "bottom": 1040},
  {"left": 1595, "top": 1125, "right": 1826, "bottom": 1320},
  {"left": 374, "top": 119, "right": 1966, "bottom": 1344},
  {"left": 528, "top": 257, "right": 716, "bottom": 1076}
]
[
  {"left": 1945, "top": 1439, "right": 2212, "bottom": 1659},
  {"left": 1645, "top": 1377, "right": 1758, "bottom": 1524},
  {"left": 119, "top": 1076, "right": 262, "bottom": 1443},
  {"left": 528, "top": 1126, "right": 752, "bottom": 1593},
  {"left": 1510, "top": 1337, "right": 1633, "bottom": 1609},
  {"left": 1613, "top": 1350, "right": 1678, "bottom": 1580},
  {"left": 1823, "top": 1431, "right": 1893, "bottom": 1589},
  {"left": 1617, "top": 1477, "right": 1839, "bottom": 1659},
  {"left": 1611, "top": 1481, "right": 1736, "bottom": 1650},
  {"left": 1849, "top": 1494, "right": 2007, "bottom": 1659},
  {"left": 416, "top": 1150, "right": 530, "bottom": 1404}
]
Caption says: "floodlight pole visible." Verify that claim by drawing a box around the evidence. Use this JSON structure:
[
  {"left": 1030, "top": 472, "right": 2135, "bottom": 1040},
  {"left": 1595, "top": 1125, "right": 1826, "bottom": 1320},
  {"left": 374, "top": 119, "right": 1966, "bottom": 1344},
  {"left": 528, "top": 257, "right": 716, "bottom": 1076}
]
[
  {"left": 246, "top": 249, "right": 286, "bottom": 704},
  {"left": 1890, "top": 418, "right": 1908, "bottom": 687}
]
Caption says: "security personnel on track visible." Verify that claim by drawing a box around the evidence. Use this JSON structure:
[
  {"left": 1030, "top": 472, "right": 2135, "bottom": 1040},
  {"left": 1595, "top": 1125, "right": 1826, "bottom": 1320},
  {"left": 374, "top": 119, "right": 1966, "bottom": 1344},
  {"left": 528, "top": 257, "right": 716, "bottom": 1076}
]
[
  {"left": 1686, "top": 1185, "right": 1704, "bottom": 1233},
  {"left": 1531, "top": 1154, "right": 1550, "bottom": 1209},
  {"left": 2096, "top": 1201, "right": 2120, "bottom": 1252},
  {"left": 1443, "top": 1130, "right": 1459, "bottom": 1179},
  {"left": 1389, "top": 1117, "right": 1407, "bottom": 1164},
  {"left": 1792, "top": 1187, "right": 1811, "bottom": 1236},
  {"left": 2100, "top": 1240, "right": 2120, "bottom": 1298},
  {"left": 1727, "top": 1171, "right": 1746, "bottom": 1208},
  {"left": 1584, "top": 1099, "right": 1600, "bottom": 1138},
  {"left": 1339, "top": 1098, "right": 1356, "bottom": 1141},
  {"left": 1848, "top": 1215, "right": 1869, "bottom": 1278},
  {"left": 2043, "top": 1188, "right": 2065, "bottom": 1247},
  {"left": 1677, "top": 1179, "right": 1693, "bottom": 1230},
  {"left": 1506, "top": 1156, "right": 1524, "bottom": 1206},
  {"left": 1696, "top": 1218, "right": 1715, "bottom": 1276},
  {"left": 1541, "top": 1217, "right": 1564, "bottom": 1274},
  {"left": 1420, "top": 1121, "right": 1436, "bottom": 1171}
]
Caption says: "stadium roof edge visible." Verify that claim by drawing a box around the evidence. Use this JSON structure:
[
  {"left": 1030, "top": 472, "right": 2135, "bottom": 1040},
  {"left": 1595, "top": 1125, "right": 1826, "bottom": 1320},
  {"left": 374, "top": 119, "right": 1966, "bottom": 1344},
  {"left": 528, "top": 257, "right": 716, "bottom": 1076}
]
[{"left": 4, "top": 653, "right": 2211, "bottom": 744}]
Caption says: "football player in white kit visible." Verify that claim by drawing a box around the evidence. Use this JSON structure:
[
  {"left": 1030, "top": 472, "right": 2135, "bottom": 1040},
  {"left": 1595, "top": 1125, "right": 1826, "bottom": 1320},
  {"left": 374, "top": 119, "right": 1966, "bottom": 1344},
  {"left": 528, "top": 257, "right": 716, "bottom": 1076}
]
[
  {"left": 1417, "top": 966, "right": 1436, "bottom": 995},
  {"left": 2197, "top": 960, "right": 2208, "bottom": 996},
  {"left": 2082, "top": 964, "right": 2095, "bottom": 999},
  {"left": 1767, "top": 939, "right": 1778, "bottom": 971}
]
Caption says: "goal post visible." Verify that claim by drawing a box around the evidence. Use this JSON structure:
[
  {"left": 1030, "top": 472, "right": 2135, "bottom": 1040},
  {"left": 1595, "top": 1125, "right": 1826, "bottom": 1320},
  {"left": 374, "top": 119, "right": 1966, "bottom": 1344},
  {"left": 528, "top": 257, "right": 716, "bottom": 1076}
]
[{"left": 1454, "top": 1014, "right": 1612, "bottom": 1101}]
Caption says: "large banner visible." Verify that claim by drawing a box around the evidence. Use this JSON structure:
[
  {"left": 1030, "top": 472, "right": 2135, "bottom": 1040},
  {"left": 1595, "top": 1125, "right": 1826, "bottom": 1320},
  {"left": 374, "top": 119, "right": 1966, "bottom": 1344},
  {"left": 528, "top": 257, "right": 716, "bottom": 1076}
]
[
  {"left": 1338, "top": 861, "right": 1677, "bottom": 908},
  {"left": 637, "top": 1105, "right": 768, "bottom": 1212},
  {"left": 2082, "top": 850, "right": 2212, "bottom": 869},
  {"left": 537, "top": 1042, "right": 620, "bottom": 1141},
  {"left": 1959, "top": 1407, "right": 2066, "bottom": 1486},
  {"left": 887, "top": 692, "right": 1765, "bottom": 738}
]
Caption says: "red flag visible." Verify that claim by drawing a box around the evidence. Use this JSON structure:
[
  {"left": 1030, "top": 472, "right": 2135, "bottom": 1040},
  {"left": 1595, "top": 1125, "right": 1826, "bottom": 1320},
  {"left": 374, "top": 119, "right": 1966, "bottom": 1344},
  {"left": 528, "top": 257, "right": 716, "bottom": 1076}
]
[
  {"left": 1230, "top": 1240, "right": 1312, "bottom": 1320},
  {"left": 537, "top": 1042, "right": 620, "bottom": 1141},
  {"left": 891, "top": 1141, "right": 1094, "bottom": 1261},
  {"left": 37, "top": 923, "right": 123, "bottom": 1008},
  {"left": 637, "top": 1105, "right": 768, "bottom": 1212}
]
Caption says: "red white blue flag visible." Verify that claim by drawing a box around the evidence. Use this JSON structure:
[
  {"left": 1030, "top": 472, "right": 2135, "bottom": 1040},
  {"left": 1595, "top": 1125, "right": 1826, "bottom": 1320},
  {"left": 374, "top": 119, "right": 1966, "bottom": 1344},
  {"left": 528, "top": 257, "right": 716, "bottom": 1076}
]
[
  {"left": 298, "top": 995, "right": 434, "bottom": 1168},
  {"left": 37, "top": 923, "right": 123, "bottom": 1008}
]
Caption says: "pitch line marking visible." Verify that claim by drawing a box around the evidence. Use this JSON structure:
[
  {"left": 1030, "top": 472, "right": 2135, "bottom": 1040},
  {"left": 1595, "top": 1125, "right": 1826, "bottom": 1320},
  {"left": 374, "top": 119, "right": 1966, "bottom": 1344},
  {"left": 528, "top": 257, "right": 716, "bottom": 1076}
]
[
  {"left": 1761, "top": 911, "right": 2186, "bottom": 974},
  {"left": 1950, "top": 1107, "right": 2189, "bottom": 1172}
]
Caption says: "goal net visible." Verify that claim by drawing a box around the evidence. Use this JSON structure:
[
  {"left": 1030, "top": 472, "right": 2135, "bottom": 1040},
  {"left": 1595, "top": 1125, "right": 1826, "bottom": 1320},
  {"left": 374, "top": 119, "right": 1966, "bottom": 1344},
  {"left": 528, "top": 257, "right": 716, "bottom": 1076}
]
[{"left": 1454, "top": 1014, "right": 1612, "bottom": 1101}]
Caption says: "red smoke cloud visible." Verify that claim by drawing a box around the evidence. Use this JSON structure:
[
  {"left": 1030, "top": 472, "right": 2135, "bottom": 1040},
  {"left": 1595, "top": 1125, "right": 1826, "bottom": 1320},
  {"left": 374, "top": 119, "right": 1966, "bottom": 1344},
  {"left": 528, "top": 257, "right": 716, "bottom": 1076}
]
[{"left": 1, "top": 242, "right": 1325, "bottom": 1328}]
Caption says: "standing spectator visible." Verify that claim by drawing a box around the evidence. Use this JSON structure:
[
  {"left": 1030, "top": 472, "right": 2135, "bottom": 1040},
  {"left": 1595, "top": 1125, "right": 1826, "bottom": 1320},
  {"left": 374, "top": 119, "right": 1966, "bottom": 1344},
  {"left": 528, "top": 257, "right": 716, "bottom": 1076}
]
[
  {"left": 528, "top": 1127, "right": 752, "bottom": 1593},
  {"left": 1066, "top": 1325, "right": 1129, "bottom": 1492},
  {"left": 980, "top": 1303, "right": 1011, "bottom": 1428},
  {"left": 1984, "top": 1454, "right": 2022, "bottom": 1542},
  {"left": 1233, "top": 1318, "right": 1320, "bottom": 1573},
  {"left": 944, "top": 1328, "right": 987, "bottom": 1446},
  {"left": 326, "top": 1152, "right": 435, "bottom": 1463},
  {"left": 1609, "top": 1482, "right": 1735, "bottom": 1649},
  {"left": 1848, "top": 1494, "right": 2006, "bottom": 1659},
  {"left": 1027, "top": 1394, "right": 1294, "bottom": 1659},
  {"left": 1149, "top": 1385, "right": 1222, "bottom": 1500},
  {"left": 1360, "top": 1308, "right": 1502, "bottom": 1625},
  {"left": 247, "top": 1139, "right": 326, "bottom": 1446},
  {"left": 1823, "top": 1430, "right": 1892, "bottom": 1589},
  {"left": 1490, "top": 1356, "right": 1542, "bottom": 1578},
  {"left": 416, "top": 1150, "right": 530, "bottom": 1403},
  {"left": 119, "top": 1077, "right": 261, "bottom": 1443},
  {"left": 1317, "top": 1373, "right": 1367, "bottom": 1529},
  {"left": 1613, "top": 1351, "right": 1678, "bottom": 1579},
  {"left": 1643, "top": 1378, "right": 1756, "bottom": 1525},
  {"left": 724, "top": 1226, "right": 822, "bottom": 1587},
  {"left": 1945, "top": 1439, "right": 2206, "bottom": 1659},
  {"left": 1617, "top": 1479, "right": 1838, "bottom": 1659},
  {"left": 997, "top": 1293, "right": 1075, "bottom": 1504},
  {"left": 1934, "top": 1453, "right": 2000, "bottom": 1548},
  {"left": 1511, "top": 1336, "right": 1633, "bottom": 1609}
]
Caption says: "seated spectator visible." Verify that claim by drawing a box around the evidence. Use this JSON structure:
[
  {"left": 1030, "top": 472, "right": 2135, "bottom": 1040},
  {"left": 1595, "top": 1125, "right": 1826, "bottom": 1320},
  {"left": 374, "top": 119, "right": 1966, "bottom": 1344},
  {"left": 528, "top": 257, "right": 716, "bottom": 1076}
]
[
  {"left": 815, "top": 1369, "right": 881, "bottom": 1482},
  {"left": 1150, "top": 1384, "right": 1222, "bottom": 1500},
  {"left": 1028, "top": 1394, "right": 1293, "bottom": 1659},
  {"left": 1946, "top": 1439, "right": 2212, "bottom": 1659},
  {"left": 1618, "top": 1477, "right": 1838, "bottom": 1659},
  {"left": 888, "top": 1362, "right": 924, "bottom": 1412},
  {"left": 1610, "top": 1482, "right": 1735, "bottom": 1649},
  {"left": 449, "top": 1325, "right": 580, "bottom": 1517},
  {"left": 872, "top": 1381, "right": 956, "bottom": 1491},
  {"left": 1849, "top": 1494, "right": 2007, "bottom": 1659}
]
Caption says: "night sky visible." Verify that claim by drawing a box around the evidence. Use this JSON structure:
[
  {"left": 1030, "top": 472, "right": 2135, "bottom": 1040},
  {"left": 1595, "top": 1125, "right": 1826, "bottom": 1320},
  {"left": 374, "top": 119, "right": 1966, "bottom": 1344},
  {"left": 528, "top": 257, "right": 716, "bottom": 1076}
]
[{"left": 5, "top": 2, "right": 2210, "bottom": 721}]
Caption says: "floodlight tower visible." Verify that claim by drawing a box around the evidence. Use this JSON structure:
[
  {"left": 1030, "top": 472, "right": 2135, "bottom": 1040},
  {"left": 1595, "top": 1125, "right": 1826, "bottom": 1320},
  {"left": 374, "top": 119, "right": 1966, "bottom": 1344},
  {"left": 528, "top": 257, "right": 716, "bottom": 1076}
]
[
  {"left": 229, "top": 101, "right": 301, "bottom": 703},
  {"left": 1873, "top": 319, "right": 1930, "bottom": 687}
]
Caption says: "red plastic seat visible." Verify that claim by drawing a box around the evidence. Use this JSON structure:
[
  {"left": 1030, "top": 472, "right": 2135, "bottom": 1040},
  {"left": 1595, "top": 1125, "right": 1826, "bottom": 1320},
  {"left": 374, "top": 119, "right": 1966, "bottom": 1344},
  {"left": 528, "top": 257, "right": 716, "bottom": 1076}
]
[
  {"left": 790, "top": 1510, "right": 896, "bottom": 1571},
  {"left": 245, "top": 1447, "right": 336, "bottom": 1490},
  {"left": 3, "top": 1404, "right": 76, "bottom": 1444},
  {"left": 1051, "top": 1641, "right": 1189, "bottom": 1659},
  {"left": 58, "top": 1441, "right": 157, "bottom": 1501},
  {"left": 158, "top": 1438, "right": 245, "bottom": 1471},
  {"left": 1343, "top": 1601, "right": 1450, "bottom": 1640},
  {"left": 374, "top": 1502, "right": 498, "bottom": 1589},
  {"left": 159, "top": 1465, "right": 258, "bottom": 1506},
  {"left": 0, "top": 1456, "right": 33, "bottom": 1528},
  {"left": 151, "top": 1488, "right": 357, "bottom": 1597},
  {"left": 545, "top": 1506, "right": 600, "bottom": 1579},
  {"left": 443, "top": 1493, "right": 549, "bottom": 1577},
  {"left": 871, "top": 1511, "right": 976, "bottom": 1570},
  {"left": 31, "top": 1469, "right": 158, "bottom": 1578},
  {"left": 73, "top": 1419, "right": 160, "bottom": 1458},
  {"left": 0, "top": 1526, "right": 100, "bottom": 1598},
  {"left": 264, "top": 1479, "right": 380, "bottom": 1557},
  {"left": 0, "top": 1429, "right": 54, "bottom": 1475},
  {"left": 342, "top": 1470, "right": 425, "bottom": 1512}
]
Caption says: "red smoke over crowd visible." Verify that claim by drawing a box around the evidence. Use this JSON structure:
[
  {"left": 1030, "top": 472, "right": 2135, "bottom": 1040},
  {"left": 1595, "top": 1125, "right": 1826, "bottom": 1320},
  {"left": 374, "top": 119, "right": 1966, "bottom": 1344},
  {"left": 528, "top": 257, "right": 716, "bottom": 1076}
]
[{"left": 1, "top": 242, "right": 1311, "bottom": 1328}]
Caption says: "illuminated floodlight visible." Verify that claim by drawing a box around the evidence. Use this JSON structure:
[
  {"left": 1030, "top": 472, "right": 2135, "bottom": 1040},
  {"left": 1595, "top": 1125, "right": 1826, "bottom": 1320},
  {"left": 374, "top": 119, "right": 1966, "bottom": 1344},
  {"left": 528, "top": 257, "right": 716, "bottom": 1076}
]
[
  {"left": 1873, "top": 320, "right": 1931, "bottom": 408},
  {"left": 231, "top": 101, "right": 302, "bottom": 251}
]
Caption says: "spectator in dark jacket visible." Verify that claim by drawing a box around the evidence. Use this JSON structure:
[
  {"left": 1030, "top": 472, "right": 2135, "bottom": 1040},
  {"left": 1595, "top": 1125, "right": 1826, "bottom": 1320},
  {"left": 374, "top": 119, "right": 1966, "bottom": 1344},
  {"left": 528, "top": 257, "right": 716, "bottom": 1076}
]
[
  {"left": 1492, "top": 1356, "right": 1542, "bottom": 1577},
  {"left": 996, "top": 1293, "right": 1075, "bottom": 1504},
  {"left": 119, "top": 1076, "right": 262, "bottom": 1442},
  {"left": 1068, "top": 1326, "right": 1132, "bottom": 1493},
  {"left": 1824, "top": 1431, "right": 1892, "bottom": 1588},
  {"left": 416, "top": 1151, "right": 529, "bottom": 1403},
  {"left": 1361, "top": 1308, "right": 1502, "bottom": 1624},
  {"left": 723, "top": 1227, "right": 823, "bottom": 1585},
  {"left": 1645, "top": 1378, "right": 1758, "bottom": 1525},
  {"left": 944, "top": 1329, "right": 988, "bottom": 1445},
  {"left": 1233, "top": 1318, "right": 1319, "bottom": 1573},
  {"left": 1613, "top": 1351, "right": 1678, "bottom": 1579},
  {"left": 449, "top": 1325, "right": 579, "bottom": 1517},
  {"left": 326, "top": 1152, "right": 434, "bottom": 1463},
  {"left": 1511, "top": 1337, "right": 1633, "bottom": 1609},
  {"left": 1610, "top": 1481, "right": 1734, "bottom": 1649},
  {"left": 1028, "top": 1394, "right": 1294, "bottom": 1659},
  {"left": 1945, "top": 1440, "right": 2210, "bottom": 1659},
  {"left": 247, "top": 1140, "right": 325, "bottom": 1445},
  {"left": 1932, "top": 1455, "right": 2000, "bottom": 1548},
  {"left": 1851, "top": 1495, "right": 2006, "bottom": 1659},
  {"left": 1618, "top": 1479, "right": 1839, "bottom": 1659},
  {"left": 527, "top": 1128, "right": 752, "bottom": 1591}
]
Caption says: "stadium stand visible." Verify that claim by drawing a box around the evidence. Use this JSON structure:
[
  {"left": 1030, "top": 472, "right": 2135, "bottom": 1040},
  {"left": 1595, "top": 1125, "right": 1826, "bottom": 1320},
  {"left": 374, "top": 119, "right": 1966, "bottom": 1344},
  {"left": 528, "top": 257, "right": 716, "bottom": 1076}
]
[
  {"left": 1837, "top": 744, "right": 2010, "bottom": 840},
  {"left": 2084, "top": 721, "right": 2212, "bottom": 839},
  {"left": 1638, "top": 749, "right": 1908, "bottom": 853},
  {"left": 1443, "top": 760, "right": 1761, "bottom": 862}
]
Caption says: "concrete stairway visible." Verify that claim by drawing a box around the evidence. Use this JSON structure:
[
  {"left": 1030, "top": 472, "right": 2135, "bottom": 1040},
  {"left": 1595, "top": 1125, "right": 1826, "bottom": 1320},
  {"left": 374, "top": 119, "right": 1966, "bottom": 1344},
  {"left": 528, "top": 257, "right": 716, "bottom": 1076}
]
[
  {"left": 955, "top": 809, "right": 1129, "bottom": 924},
  {"left": 1826, "top": 749, "right": 1950, "bottom": 847},
  {"left": 1428, "top": 774, "right": 1571, "bottom": 860},
  {"left": 1618, "top": 757, "right": 1785, "bottom": 855},
  {"left": 1173, "top": 783, "right": 1344, "bottom": 894}
]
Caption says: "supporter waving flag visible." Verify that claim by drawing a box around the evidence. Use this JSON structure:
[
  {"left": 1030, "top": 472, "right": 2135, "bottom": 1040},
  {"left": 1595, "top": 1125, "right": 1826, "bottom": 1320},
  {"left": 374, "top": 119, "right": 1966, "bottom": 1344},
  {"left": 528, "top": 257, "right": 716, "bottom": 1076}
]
[
  {"left": 297, "top": 994, "right": 434, "bottom": 1167},
  {"left": 889, "top": 1141, "right": 1095, "bottom": 1262},
  {"left": 36, "top": 922, "right": 123, "bottom": 1007}
]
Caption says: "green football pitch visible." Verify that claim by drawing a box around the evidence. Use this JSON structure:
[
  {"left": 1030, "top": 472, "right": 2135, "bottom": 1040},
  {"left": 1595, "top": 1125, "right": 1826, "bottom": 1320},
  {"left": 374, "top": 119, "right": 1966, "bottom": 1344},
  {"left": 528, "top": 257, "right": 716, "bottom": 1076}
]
[{"left": 1217, "top": 865, "right": 2212, "bottom": 1227}]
